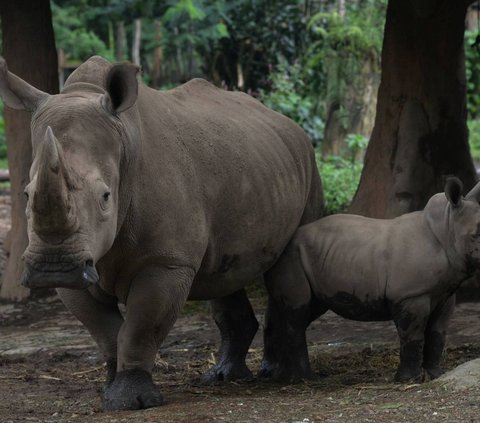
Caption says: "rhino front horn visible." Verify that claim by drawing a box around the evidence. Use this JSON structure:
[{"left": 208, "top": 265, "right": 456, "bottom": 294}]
[{"left": 32, "top": 127, "right": 77, "bottom": 238}]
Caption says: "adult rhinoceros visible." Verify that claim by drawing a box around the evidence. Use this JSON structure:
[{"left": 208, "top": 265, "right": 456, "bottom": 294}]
[{"left": 0, "top": 56, "right": 323, "bottom": 410}]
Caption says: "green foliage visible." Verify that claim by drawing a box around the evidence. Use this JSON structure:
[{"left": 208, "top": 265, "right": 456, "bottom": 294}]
[
  {"left": 304, "top": 1, "right": 385, "bottom": 97},
  {"left": 260, "top": 61, "right": 324, "bottom": 145},
  {"left": 200, "top": 0, "right": 308, "bottom": 91},
  {"left": 465, "top": 30, "right": 480, "bottom": 118},
  {"left": 468, "top": 119, "right": 480, "bottom": 161},
  {"left": 52, "top": 1, "right": 114, "bottom": 61},
  {"left": 345, "top": 133, "right": 368, "bottom": 160},
  {"left": 316, "top": 153, "right": 363, "bottom": 215}
]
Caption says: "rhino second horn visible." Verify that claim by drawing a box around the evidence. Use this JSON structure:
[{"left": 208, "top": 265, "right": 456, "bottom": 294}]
[{"left": 32, "top": 127, "right": 77, "bottom": 237}]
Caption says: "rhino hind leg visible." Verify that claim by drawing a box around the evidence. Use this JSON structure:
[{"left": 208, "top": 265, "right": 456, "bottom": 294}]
[
  {"left": 422, "top": 295, "right": 455, "bottom": 380},
  {"left": 202, "top": 289, "right": 259, "bottom": 383}
]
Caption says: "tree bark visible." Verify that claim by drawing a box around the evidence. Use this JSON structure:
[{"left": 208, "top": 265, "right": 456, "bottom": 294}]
[
  {"left": 321, "top": 55, "right": 380, "bottom": 159},
  {"left": 152, "top": 19, "right": 163, "bottom": 88},
  {"left": 0, "top": 0, "right": 58, "bottom": 300},
  {"left": 131, "top": 18, "right": 142, "bottom": 66},
  {"left": 349, "top": 0, "right": 476, "bottom": 218},
  {"left": 115, "top": 21, "right": 126, "bottom": 62},
  {"left": 338, "top": 0, "right": 346, "bottom": 19}
]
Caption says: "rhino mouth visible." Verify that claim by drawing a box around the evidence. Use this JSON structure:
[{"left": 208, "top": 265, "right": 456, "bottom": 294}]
[{"left": 21, "top": 260, "right": 99, "bottom": 289}]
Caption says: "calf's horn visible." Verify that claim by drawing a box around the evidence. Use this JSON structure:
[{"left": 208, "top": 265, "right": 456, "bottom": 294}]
[
  {"left": 466, "top": 180, "right": 480, "bottom": 203},
  {"left": 32, "top": 127, "right": 77, "bottom": 236}
]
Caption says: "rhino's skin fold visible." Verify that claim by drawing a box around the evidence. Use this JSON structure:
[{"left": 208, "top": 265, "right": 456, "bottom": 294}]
[
  {"left": 0, "top": 56, "right": 323, "bottom": 410},
  {"left": 264, "top": 176, "right": 480, "bottom": 383}
]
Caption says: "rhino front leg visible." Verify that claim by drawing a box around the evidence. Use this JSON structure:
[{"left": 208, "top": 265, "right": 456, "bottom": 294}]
[
  {"left": 56, "top": 287, "right": 123, "bottom": 387},
  {"left": 103, "top": 265, "right": 193, "bottom": 411},
  {"left": 259, "top": 248, "right": 322, "bottom": 383},
  {"left": 202, "top": 289, "right": 259, "bottom": 383},
  {"left": 392, "top": 296, "right": 430, "bottom": 383},
  {"left": 423, "top": 295, "right": 455, "bottom": 380}
]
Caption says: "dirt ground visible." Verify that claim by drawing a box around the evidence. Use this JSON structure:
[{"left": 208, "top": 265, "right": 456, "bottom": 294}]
[{"left": 2, "top": 195, "right": 480, "bottom": 422}]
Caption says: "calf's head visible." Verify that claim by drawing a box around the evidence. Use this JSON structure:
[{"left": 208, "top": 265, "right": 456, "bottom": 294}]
[
  {"left": 426, "top": 177, "right": 480, "bottom": 273},
  {"left": 0, "top": 57, "right": 139, "bottom": 289}
]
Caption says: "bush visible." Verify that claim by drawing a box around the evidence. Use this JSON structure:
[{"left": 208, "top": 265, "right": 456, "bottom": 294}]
[
  {"left": 465, "top": 31, "right": 480, "bottom": 119},
  {"left": 316, "top": 153, "right": 363, "bottom": 215},
  {"left": 469, "top": 119, "right": 480, "bottom": 161},
  {"left": 260, "top": 61, "right": 324, "bottom": 145}
]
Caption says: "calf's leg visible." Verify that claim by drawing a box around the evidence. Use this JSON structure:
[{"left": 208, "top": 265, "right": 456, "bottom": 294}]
[
  {"left": 259, "top": 246, "right": 322, "bottom": 382},
  {"left": 103, "top": 265, "right": 193, "bottom": 411},
  {"left": 392, "top": 296, "right": 430, "bottom": 382},
  {"left": 423, "top": 295, "right": 455, "bottom": 379},
  {"left": 202, "top": 289, "right": 259, "bottom": 382}
]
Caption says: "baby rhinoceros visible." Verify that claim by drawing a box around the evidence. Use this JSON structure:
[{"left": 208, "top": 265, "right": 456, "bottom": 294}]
[{"left": 264, "top": 177, "right": 480, "bottom": 383}]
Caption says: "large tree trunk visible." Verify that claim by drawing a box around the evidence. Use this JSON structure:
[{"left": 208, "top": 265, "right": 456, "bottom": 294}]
[
  {"left": 115, "top": 21, "right": 126, "bottom": 62},
  {"left": 152, "top": 19, "right": 163, "bottom": 88},
  {"left": 131, "top": 18, "right": 142, "bottom": 66},
  {"left": 0, "top": 0, "right": 58, "bottom": 300},
  {"left": 349, "top": 0, "right": 477, "bottom": 218},
  {"left": 321, "top": 56, "right": 379, "bottom": 159}
]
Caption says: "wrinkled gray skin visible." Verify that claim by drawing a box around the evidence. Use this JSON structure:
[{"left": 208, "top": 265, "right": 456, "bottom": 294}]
[
  {"left": 264, "top": 177, "right": 480, "bottom": 383},
  {"left": 0, "top": 57, "right": 323, "bottom": 410}
]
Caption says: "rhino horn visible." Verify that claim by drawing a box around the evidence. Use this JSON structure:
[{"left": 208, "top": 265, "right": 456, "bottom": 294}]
[
  {"left": 32, "top": 127, "right": 77, "bottom": 237},
  {"left": 465, "top": 180, "right": 480, "bottom": 203}
]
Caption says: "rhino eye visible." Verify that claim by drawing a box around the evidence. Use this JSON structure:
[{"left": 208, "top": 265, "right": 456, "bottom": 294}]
[
  {"left": 24, "top": 191, "right": 29, "bottom": 201},
  {"left": 103, "top": 192, "right": 111, "bottom": 201}
]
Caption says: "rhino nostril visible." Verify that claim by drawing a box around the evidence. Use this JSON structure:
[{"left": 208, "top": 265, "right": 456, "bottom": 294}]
[{"left": 85, "top": 259, "right": 94, "bottom": 268}]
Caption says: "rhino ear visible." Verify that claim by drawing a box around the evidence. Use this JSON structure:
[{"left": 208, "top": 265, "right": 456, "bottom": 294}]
[
  {"left": 102, "top": 63, "right": 139, "bottom": 115},
  {"left": 0, "top": 57, "right": 49, "bottom": 112},
  {"left": 445, "top": 176, "right": 463, "bottom": 208}
]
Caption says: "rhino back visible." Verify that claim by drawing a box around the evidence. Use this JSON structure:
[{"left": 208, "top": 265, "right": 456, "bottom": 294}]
[{"left": 115, "top": 79, "right": 319, "bottom": 298}]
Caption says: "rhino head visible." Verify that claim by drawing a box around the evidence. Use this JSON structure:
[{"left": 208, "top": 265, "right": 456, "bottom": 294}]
[
  {"left": 426, "top": 177, "right": 480, "bottom": 274},
  {"left": 0, "top": 57, "right": 139, "bottom": 289}
]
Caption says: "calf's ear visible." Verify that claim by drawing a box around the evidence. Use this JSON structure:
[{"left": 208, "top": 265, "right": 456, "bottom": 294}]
[
  {"left": 445, "top": 176, "right": 463, "bottom": 208},
  {"left": 102, "top": 63, "right": 139, "bottom": 115},
  {"left": 0, "top": 57, "right": 49, "bottom": 112}
]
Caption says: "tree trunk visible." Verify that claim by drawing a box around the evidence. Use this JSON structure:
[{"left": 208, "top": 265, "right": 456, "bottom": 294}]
[
  {"left": 349, "top": 0, "right": 477, "bottom": 218},
  {"left": 152, "top": 19, "right": 163, "bottom": 88},
  {"left": 174, "top": 26, "right": 184, "bottom": 80},
  {"left": 131, "top": 18, "right": 142, "bottom": 66},
  {"left": 321, "top": 100, "right": 346, "bottom": 157},
  {"left": 465, "top": 2, "right": 479, "bottom": 31},
  {"left": 0, "top": 0, "right": 58, "bottom": 300},
  {"left": 338, "top": 0, "right": 346, "bottom": 19},
  {"left": 115, "top": 21, "right": 126, "bottom": 62}
]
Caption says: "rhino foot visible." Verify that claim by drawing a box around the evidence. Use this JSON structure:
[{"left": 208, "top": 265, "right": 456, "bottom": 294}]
[
  {"left": 394, "top": 367, "right": 424, "bottom": 383},
  {"left": 104, "top": 358, "right": 117, "bottom": 390},
  {"left": 202, "top": 361, "right": 253, "bottom": 383},
  {"left": 424, "top": 366, "right": 444, "bottom": 380},
  {"left": 103, "top": 368, "right": 163, "bottom": 411},
  {"left": 258, "top": 360, "right": 315, "bottom": 383}
]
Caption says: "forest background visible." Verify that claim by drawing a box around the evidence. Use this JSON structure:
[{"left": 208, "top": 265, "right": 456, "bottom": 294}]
[{"left": 0, "top": 0, "right": 479, "bottom": 215}]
